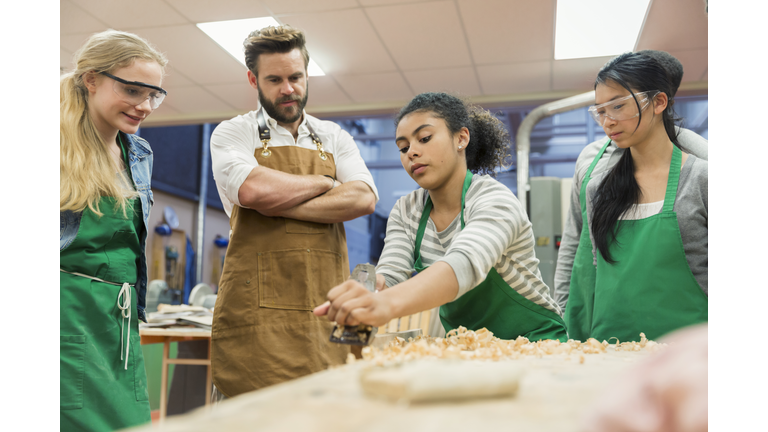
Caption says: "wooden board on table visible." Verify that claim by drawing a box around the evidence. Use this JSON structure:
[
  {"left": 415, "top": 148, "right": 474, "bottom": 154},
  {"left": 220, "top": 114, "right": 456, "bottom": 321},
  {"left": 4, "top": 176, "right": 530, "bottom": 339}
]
[
  {"left": 126, "top": 348, "right": 653, "bottom": 432},
  {"left": 139, "top": 326, "right": 211, "bottom": 339}
]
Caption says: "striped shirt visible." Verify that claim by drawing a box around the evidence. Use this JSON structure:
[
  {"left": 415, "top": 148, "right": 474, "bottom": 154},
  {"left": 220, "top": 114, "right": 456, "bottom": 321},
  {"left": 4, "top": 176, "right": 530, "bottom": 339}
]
[{"left": 376, "top": 174, "right": 561, "bottom": 319}]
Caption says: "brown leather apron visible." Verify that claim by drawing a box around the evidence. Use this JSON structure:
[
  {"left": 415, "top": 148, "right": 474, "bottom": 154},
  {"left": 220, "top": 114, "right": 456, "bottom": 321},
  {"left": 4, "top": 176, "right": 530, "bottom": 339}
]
[{"left": 211, "top": 120, "right": 349, "bottom": 397}]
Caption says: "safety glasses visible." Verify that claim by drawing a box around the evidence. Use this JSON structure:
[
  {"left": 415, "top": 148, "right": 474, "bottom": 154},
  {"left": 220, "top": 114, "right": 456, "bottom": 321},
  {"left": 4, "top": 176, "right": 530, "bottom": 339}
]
[
  {"left": 100, "top": 72, "right": 168, "bottom": 110},
  {"left": 588, "top": 90, "right": 659, "bottom": 126}
]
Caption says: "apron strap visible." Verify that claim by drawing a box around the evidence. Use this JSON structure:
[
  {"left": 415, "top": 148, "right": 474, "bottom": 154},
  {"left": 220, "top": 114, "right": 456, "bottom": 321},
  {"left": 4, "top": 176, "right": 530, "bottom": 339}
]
[
  {"left": 414, "top": 170, "right": 473, "bottom": 269},
  {"left": 256, "top": 108, "right": 328, "bottom": 160},
  {"left": 256, "top": 109, "right": 272, "bottom": 157},
  {"left": 117, "top": 283, "right": 132, "bottom": 370},
  {"left": 662, "top": 145, "right": 683, "bottom": 213},
  {"left": 580, "top": 139, "right": 613, "bottom": 211},
  {"left": 459, "top": 170, "right": 473, "bottom": 229},
  {"left": 60, "top": 269, "right": 134, "bottom": 370}
]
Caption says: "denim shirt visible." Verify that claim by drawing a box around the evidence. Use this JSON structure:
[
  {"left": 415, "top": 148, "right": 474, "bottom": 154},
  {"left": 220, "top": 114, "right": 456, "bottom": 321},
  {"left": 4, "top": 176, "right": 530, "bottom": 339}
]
[{"left": 60, "top": 132, "right": 154, "bottom": 322}]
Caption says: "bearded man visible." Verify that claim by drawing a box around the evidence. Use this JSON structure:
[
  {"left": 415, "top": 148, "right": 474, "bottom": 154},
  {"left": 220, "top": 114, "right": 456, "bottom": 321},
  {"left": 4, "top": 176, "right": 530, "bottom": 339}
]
[{"left": 209, "top": 25, "right": 378, "bottom": 398}]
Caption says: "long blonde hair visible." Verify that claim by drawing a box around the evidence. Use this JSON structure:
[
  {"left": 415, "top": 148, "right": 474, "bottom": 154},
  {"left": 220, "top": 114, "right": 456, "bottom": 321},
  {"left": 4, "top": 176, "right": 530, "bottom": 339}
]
[{"left": 60, "top": 29, "right": 167, "bottom": 215}]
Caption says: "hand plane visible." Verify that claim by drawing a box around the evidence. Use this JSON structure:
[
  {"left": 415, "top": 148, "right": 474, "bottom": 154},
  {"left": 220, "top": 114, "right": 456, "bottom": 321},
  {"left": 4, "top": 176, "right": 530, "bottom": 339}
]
[{"left": 329, "top": 263, "right": 378, "bottom": 346}]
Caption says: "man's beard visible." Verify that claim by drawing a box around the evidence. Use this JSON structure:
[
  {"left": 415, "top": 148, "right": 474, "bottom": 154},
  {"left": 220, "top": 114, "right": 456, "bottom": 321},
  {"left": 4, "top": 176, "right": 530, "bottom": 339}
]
[{"left": 258, "top": 86, "right": 309, "bottom": 124}]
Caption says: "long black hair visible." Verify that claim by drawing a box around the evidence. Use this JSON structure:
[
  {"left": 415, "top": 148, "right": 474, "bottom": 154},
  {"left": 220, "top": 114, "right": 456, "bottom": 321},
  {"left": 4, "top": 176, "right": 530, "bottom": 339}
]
[
  {"left": 590, "top": 52, "right": 683, "bottom": 263},
  {"left": 395, "top": 92, "right": 510, "bottom": 176}
]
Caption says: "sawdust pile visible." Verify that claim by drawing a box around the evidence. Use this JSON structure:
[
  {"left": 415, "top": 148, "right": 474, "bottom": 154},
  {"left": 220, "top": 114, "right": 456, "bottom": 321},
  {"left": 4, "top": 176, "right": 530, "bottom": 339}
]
[{"left": 349, "top": 326, "right": 665, "bottom": 366}]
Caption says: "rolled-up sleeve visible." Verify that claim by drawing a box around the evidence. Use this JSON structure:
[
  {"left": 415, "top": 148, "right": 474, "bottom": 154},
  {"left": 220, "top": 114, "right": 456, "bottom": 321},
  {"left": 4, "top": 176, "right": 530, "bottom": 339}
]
[
  {"left": 210, "top": 121, "right": 259, "bottom": 212},
  {"left": 332, "top": 129, "right": 380, "bottom": 202}
]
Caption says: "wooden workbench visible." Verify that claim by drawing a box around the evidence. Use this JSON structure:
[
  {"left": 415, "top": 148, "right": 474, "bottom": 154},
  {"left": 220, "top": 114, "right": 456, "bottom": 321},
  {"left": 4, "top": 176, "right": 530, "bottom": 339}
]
[
  {"left": 139, "top": 326, "right": 212, "bottom": 421},
  {"left": 126, "top": 347, "right": 652, "bottom": 432}
]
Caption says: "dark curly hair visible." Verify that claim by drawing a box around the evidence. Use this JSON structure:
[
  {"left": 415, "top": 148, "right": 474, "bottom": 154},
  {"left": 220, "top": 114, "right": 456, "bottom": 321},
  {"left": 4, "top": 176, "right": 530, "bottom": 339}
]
[{"left": 395, "top": 92, "right": 510, "bottom": 176}]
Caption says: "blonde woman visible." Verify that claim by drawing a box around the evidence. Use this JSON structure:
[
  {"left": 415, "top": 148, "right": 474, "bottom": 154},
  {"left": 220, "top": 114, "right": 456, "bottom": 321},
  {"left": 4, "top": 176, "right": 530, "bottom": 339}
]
[{"left": 60, "top": 30, "right": 167, "bottom": 431}]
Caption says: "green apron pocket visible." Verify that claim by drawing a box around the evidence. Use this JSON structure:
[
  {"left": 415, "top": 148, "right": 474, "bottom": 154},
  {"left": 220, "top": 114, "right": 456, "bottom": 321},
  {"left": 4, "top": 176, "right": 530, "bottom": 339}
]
[
  {"left": 60, "top": 335, "right": 86, "bottom": 410},
  {"left": 132, "top": 335, "right": 149, "bottom": 401},
  {"left": 258, "top": 248, "right": 343, "bottom": 310}
]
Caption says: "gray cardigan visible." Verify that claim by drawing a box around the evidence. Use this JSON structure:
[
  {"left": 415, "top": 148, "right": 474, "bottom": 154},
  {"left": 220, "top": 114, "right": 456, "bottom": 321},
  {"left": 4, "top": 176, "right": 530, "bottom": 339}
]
[{"left": 554, "top": 129, "right": 708, "bottom": 311}]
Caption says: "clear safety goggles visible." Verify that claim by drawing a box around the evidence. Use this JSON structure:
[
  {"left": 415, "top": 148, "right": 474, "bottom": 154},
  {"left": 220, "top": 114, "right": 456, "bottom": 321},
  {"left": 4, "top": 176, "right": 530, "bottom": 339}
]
[
  {"left": 588, "top": 90, "right": 659, "bottom": 126},
  {"left": 100, "top": 72, "right": 168, "bottom": 110}
]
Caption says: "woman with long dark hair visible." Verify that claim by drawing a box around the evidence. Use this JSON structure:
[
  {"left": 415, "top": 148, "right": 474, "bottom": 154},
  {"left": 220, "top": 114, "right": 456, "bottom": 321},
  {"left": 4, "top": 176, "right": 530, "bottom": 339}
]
[
  {"left": 314, "top": 92, "right": 567, "bottom": 342},
  {"left": 565, "top": 52, "right": 708, "bottom": 342}
]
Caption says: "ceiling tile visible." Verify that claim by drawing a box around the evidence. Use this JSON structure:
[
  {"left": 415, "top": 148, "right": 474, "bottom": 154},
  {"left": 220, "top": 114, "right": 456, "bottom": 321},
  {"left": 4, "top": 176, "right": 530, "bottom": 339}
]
[
  {"left": 204, "top": 83, "right": 260, "bottom": 112},
  {"left": 130, "top": 25, "right": 247, "bottom": 85},
  {"left": 476, "top": 61, "right": 551, "bottom": 95},
  {"left": 60, "top": 33, "right": 92, "bottom": 53},
  {"left": 404, "top": 67, "right": 481, "bottom": 97},
  {"left": 366, "top": 1, "right": 473, "bottom": 70},
  {"left": 552, "top": 56, "right": 613, "bottom": 92},
  {"left": 61, "top": 0, "right": 107, "bottom": 35},
  {"left": 359, "top": 0, "right": 432, "bottom": 5},
  {"left": 666, "top": 49, "right": 708, "bottom": 83},
  {"left": 161, "top": 65, "right": 196, "bottom": 89},
  {"left": 305, "top": 76, "right": 354, "bottom": 107},
  {"left": 262, "top": 0, "right": 359, "bottom": 14},
  {"left": 636, "top": 0, "right": 707, "bottom": 51},
  {"left": 282, "top": 9, "right": 397, "bottom": 75},
  {"left": 165, "top": 0, "right": 271, "bottom": 23},
  {"left": 334, "top": 72, "right": 414, "bottom": 103},
  {"left": 162, "top": 85, "right": 237, "bottom": 114},
  {"left": 68, "top": 0, "right": 190, "bottom": 29},
  {"left": 61, "top": 48, "right": 74, "bottom": 73},
  {"left": 458, "top": 0, "right": 554, "bottom": 64},
  {"left": 149, "top": 101, "right": 181, "bottom": 117}
]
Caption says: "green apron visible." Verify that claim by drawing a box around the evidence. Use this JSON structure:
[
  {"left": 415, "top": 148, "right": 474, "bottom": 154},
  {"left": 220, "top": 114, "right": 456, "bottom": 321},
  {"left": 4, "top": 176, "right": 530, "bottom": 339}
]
[
  {"left": 591, "top": 145, "right": 708, "bottom": 342},
  {"left": 60, "top": 138, "right": 151, "bottom": 432},
  {"left": 414, "top": 171, "right": 568, "bottom": 342},
  {"left": 563, "top": 140, "right": 612, "bottom": 341}
]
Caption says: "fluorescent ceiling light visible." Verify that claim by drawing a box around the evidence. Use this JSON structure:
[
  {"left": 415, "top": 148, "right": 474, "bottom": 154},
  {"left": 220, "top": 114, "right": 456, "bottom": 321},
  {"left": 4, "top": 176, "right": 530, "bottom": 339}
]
[
  {"left": 554, "top": 0, "right": 651, "bottom": 60},
  {"left": 197, "top": 17, "right": 325, "bottom": 76}
]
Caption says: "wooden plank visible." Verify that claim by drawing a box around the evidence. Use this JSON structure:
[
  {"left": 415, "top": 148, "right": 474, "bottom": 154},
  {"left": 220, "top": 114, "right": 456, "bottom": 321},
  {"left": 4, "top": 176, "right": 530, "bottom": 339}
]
[
  {"left": 129, "top": 349, "right": 653, "bottom": 432},
  {"left": 166, "top": 358, "right": 210, "bottom": 366},
  {"left": 140, "top": 327, "right": 212, "bottom": 339}
]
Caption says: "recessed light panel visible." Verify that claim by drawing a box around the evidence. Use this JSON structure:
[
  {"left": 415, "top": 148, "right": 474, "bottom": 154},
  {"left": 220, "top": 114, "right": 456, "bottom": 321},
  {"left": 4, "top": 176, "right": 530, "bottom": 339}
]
[
  {"left": 555, "top": 0, "right": 651, "bottom": 60},
  {"left": 197, "top": 17, "right": 325, "bottom": 76}
]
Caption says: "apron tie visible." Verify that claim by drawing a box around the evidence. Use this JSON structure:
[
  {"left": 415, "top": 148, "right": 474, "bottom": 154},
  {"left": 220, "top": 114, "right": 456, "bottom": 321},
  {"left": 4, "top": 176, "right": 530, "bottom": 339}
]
[
  {"left": 60, "top": 269, "right": 134, "bottom": 370},
  {"left": 117, "top": 283, "right": 132, "bottom": 370}
]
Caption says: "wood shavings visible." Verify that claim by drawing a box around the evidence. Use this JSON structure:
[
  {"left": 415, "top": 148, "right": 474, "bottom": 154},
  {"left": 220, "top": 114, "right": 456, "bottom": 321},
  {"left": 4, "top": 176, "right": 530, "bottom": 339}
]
[{"left": 360, "top": 326, "right": 665, "bottom": 366}]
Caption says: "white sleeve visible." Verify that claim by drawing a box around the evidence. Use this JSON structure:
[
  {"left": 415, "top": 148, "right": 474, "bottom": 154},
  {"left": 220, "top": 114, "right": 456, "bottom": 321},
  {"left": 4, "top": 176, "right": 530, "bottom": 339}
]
[
  {"left": 210, "top": 120, "right": 258, "bottom": 209},
  {"left": 332, "top": 128, "right": 380, "bottom": 202}
]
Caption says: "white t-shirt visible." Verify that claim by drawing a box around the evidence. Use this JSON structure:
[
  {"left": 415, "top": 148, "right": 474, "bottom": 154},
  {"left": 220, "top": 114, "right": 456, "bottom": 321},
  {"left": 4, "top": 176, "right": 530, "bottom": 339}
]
[{"left": 210, "top": 107, "right": 380, "bottom": 216}]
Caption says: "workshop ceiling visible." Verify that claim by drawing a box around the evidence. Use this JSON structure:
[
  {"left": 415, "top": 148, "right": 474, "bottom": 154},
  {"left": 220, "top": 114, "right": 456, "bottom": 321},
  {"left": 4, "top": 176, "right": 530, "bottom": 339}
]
[{"left": 60, "top": 0, "right": 708, "bottom": 125}]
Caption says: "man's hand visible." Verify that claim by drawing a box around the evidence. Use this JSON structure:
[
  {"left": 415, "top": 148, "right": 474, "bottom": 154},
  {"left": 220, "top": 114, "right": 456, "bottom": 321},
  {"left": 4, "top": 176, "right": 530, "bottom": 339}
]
[
  {"left": 275, "top": 180, "right": 376, "bottom": 224},
  {"left": 313, "top": 280, "right": 393, "bottom": 327},
  {"left": 238, "top": 166, "right": 333, "bottom": 215}
]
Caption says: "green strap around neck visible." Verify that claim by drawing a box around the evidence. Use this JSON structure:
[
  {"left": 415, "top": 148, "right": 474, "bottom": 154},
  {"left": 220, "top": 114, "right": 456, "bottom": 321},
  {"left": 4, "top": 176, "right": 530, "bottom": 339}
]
[
  {"left": 662, "top": 145, "right": 682, "bottom": 213},
  {"left": 414, "top": 170, "right": 473, "bottom": 267}
]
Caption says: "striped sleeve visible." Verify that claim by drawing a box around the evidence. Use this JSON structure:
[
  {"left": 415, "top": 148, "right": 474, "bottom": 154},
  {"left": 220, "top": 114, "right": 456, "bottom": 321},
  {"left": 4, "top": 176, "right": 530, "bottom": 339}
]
[
  {"left": 375, "top": 192, "right": 422, "bottom": 289},
  {"left": 437, "top": 179, "right": 521, "bottom": 298},
  {"left": 437, "top": 176, "right": 560, "bottom": 314}
]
